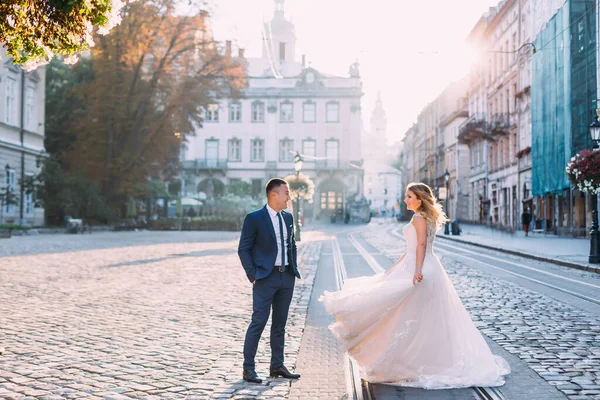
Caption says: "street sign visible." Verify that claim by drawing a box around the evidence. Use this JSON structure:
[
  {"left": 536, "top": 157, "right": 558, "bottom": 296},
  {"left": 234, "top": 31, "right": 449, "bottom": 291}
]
[{"left": 438, "top": 187, "right": 447, "bottom": 200}]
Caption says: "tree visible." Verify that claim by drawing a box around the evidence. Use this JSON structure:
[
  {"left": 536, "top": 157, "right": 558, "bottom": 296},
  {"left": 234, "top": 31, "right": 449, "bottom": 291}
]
[
  {"left": 0, "top": 187, "right": 18, "bottom": 225},
  {"left": 0, "top": 0, "right": 124, "bottom": 70},
  {"left": 28, "top": 155, "right": 114, "bottom": 225},
  {"left": 45, "top": 57, "right": 94, "bottom": 163},
  {"left": 227, "top": 180, "right": 253, "bottom": 197},
  {"left": 66, "top": 0, "right": 245, "bottom": 209}
]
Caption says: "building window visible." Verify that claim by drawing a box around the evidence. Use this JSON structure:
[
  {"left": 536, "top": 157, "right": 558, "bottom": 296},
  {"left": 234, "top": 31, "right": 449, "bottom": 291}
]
[
  {"left": 326, "top": 101, "right": 339, "bottom": 122},
  {"left": 251, "top": 101, "right": 265, "bottom": 123},
  {"left": 303, "top": 139, "right": 316, "bottom": 160},
  {"left": 228, "top": 138, "right": 241, "bottom": 162},
  {"left": 205, "top": 139, "right": 219, "bottom": 167},
  {"left": 5, "top": 77, "right": 16, "bottom": 125},
  {"left": 279, "top": 42, "right": 286, "bottom": 61},
  {"left": 205, "top": 104, "right": 219, "bottom": 122},
  {"left": 280, "top": 101, "right": 293, "bottom": 123},
  {"left": 251, "top": 139, "right": 264, "bottom": 162},
  {"left": 326, "top": 139, "right": 339, "bottom": 167},
  {"left": 229, "top": 102, "right": 241, "bottom": 122},
  {"left": 4, "top": 169, "right": 15, "bottom": 214},
  {"left": 25, "top": 86, "right": 36, "bottom": 131},
  {"left": 280, "top": 139, "right": 294, "bottom": 162},
  {"left": 303, "top": 101, "right": 316, "bottom": 122}
]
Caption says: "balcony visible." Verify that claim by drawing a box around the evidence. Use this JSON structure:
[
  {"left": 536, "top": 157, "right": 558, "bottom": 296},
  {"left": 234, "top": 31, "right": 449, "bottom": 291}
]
[
  {"left": 458, "top": 114, "right": 489, "bottom": 144},
  {"left": 314, "top": 159, "right": 363, "bottom": 171},
  {"left": 316, "top": 159, "right": 342, "bottom": 170},
  {"left": 488, "top": 114, "right": 511, "bottom": 137},
  {"left": 182, "top": 158, "right": 228, "bottom": 172}
]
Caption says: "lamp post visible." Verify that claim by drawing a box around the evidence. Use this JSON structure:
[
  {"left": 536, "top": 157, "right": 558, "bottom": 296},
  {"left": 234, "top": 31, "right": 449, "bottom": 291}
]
[
  {"left": 293, "top": 152, "right": 304, "bottom": 242},
  {"left": 174, "top": 132, "right": 184, "bottom": 232},
  {"left": 588, "top": 114, "right": 600, "bottom": 263},
  {"left": 1, "top": 164, "right": 9, "bottom": 225},
  {"left": 444, "top": 169, "right": 450, "bottom": 235}
]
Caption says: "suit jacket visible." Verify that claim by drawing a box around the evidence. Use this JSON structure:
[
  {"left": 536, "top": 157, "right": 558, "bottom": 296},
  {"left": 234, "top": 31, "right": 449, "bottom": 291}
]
[{"left": 238, "top": 205, "right": 302, "bottom": 283}]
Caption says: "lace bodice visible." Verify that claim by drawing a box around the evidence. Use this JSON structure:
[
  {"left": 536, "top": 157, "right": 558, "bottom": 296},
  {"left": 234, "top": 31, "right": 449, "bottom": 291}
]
[{"left": 403, "top": 211, "right": 436, "bottom": 255}]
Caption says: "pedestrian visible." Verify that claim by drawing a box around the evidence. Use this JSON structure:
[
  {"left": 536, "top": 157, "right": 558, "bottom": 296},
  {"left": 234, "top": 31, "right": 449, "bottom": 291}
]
[
  {"left": 238, "top": 178, "right": 302, "bottom": 384},
  {"left": 522, "top": 207, "right": 532, "bottom": 237}
]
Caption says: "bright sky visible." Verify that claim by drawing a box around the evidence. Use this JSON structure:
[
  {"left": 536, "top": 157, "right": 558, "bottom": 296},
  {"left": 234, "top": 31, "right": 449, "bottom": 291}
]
[{"left": 208, "top": 0, "right": 501, "bottom": 144}]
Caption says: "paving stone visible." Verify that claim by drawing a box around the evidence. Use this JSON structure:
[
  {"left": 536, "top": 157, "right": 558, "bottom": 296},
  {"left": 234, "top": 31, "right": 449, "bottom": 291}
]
[{"left": 0, "top": 231, "right": 322, "bottom": 399}]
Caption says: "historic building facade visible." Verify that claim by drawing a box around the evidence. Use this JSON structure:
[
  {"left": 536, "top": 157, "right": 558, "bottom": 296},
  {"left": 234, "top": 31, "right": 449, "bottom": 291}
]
[
  {"left": 185, "top": 0, "right": 364, "bottom": 219},
  {"left": 0, "top": 48, "right": 46, "bottom": 226},
  {"left": 399, "top": 79, "right": 468, "bottom": 221}
]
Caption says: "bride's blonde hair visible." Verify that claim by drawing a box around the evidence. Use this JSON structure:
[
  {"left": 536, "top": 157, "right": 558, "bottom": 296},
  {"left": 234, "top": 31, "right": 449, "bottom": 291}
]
[{"left": 406, "top": 182, "right": 449, "bottom": 231}]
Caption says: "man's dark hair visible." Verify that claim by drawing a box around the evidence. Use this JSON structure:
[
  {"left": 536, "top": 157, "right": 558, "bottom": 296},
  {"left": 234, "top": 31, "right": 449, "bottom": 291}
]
[{"left": 265, "top": 178, "right": 288, "bottom": 196}]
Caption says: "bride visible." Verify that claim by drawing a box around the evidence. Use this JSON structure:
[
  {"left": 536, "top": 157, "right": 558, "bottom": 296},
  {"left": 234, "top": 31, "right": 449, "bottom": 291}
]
[{"left": 319, "top": 182, "right": 510, "bottom": 389}]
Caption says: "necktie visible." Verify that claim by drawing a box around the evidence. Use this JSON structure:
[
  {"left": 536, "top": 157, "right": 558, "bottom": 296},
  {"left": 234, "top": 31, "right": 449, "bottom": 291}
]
[{"left": 277, "top": 212, "right": 286, "bottom": 271}]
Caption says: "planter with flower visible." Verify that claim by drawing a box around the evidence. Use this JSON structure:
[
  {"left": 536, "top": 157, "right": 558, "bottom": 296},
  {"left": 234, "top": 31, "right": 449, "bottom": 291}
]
[
  {"left": 565, "top": 150, "right": 600, "bottom": 194},
  {"left": 284, "top": 173, "right": 315, "bottom": 203}
]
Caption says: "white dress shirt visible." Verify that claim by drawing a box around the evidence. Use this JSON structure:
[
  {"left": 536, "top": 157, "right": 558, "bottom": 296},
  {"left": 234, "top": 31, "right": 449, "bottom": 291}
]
[{"left": 266, "top": 204, "right": 288, "bottom": 266}]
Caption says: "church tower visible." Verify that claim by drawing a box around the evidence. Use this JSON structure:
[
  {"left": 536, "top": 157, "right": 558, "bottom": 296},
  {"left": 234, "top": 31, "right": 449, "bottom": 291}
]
[
  {"left": 262, "top": 0, "right": 296, "bottom": 64},
  {"left": 370, "top": 91, "right": 387, "bottom": 144}
]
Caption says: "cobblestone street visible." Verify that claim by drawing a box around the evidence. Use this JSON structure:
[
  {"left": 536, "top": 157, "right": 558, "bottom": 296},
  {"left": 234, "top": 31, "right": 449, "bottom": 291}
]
[
  {"left": 2, "top": 223, "right": 600, "bottom": 400},
  {"left": 0, "top": 231, "right": 323, "bottom": 399}
]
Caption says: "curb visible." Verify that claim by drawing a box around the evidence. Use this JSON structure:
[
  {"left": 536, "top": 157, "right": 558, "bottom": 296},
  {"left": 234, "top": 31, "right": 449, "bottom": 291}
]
[{"left": 437, "top": 235, "right": 600, "bottom": 274}]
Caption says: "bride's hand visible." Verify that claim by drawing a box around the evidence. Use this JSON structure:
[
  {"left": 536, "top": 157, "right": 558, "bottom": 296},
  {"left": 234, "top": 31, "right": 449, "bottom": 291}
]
[{"left": 412, "top": 269, "right": 423, "bottom": 285}]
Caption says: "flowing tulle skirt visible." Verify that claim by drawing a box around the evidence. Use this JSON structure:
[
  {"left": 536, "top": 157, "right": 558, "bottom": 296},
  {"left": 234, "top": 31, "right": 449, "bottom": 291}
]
[{"left": 319, "top": 252, "right": 510, "bottom": 389}]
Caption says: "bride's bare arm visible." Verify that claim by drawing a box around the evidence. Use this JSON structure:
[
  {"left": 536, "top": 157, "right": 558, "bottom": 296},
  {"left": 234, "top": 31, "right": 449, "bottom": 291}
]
[{"left": 412, "top": 215, "right": 427, "bottom": 284}]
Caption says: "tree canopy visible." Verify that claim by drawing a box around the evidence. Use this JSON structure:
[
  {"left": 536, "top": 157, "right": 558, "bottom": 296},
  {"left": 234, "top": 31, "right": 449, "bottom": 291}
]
[
  {"left": 38, "top": 0, "right": 247, "bottom": 222},
  {"left": 0, "top": 0, "right": 124, "bottom": 70}
]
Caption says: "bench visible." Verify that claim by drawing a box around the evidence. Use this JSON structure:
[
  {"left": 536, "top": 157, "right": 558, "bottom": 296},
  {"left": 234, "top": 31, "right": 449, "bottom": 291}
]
[{"left": 0, "top": 228, "right": 12, "bottom": 239}]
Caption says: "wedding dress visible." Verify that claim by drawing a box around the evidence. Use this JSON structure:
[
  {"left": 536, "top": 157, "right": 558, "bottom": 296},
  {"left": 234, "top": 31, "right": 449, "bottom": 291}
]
[{"left": 319, "top": 212, "right": 510, "bottom": 389}]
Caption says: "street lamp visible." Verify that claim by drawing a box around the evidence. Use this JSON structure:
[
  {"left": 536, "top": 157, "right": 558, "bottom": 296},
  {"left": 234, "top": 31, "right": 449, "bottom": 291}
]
[
  {"left": 588, "top": 112, "right": 600, "bottom": 263},
  {"left": 1, "top": 164, "right": 9, "bottom": 225},
  {"left": 444, "top": 169, "right": 450, "bottom": 235},
  {"left": 174, "top": 132, "right": 184, "bottom": 231},
  {"left": 293, "top": 152, "right": 304, "bottom": 242}
]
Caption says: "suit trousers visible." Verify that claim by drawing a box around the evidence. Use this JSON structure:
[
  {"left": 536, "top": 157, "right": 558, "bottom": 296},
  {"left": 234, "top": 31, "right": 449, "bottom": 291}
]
[{"left": 243, "top": 267, "right": 296, "bottom": 370}]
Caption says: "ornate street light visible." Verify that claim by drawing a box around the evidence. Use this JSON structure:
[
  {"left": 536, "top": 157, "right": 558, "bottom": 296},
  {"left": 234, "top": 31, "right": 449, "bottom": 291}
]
[
  {"left": 588, "top": 112, "right": 600, "bottom": 263},
  {"left": 444, "top": 169, "right": 450, "bottom": 235},
  {"left": 293, "top": 152, "right": 304, "bottom": 241}
]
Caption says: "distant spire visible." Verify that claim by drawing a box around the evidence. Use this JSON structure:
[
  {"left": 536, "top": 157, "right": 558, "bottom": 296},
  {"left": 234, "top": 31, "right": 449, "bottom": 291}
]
[{"left": 275, "top": 0, "right": 285, "bottom": 13}]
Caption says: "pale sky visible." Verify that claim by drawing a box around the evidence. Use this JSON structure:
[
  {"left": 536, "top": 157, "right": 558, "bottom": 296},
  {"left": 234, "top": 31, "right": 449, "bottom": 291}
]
[{"left": 207, "top": 0, "right": 501, "bottom": 144}]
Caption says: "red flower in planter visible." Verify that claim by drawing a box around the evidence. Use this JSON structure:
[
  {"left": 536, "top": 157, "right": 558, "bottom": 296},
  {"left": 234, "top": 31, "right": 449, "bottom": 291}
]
[{"left": 565, "top": 150, "right": 600, "bottom": 194}]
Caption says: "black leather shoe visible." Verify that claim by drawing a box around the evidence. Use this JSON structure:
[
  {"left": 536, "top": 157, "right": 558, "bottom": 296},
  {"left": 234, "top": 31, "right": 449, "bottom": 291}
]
[
  {"left": 269, "top": 365, "right": 301, "bottom": 379},
  {"left": 243, "top": 369, "right": 263, "bottom": 384}
]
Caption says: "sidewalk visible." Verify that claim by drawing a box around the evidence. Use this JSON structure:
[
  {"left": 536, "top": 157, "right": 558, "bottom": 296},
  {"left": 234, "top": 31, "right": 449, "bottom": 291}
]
[{"left": 436, "top": 223, "right": 599, "bottom": 273}]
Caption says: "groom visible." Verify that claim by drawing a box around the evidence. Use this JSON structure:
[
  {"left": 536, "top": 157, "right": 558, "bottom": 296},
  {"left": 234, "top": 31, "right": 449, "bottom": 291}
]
[{"left": 238, "top": 178, "right": 302, "bottom": 383}]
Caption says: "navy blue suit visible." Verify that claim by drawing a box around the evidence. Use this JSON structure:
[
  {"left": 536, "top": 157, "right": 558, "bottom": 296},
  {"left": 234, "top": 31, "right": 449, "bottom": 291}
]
[{"left": 238, "top": 205, "right": 301, "bottom": 371}]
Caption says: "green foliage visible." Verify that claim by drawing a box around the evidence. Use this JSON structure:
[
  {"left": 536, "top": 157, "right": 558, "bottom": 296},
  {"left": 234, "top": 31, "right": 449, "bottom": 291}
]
[
  {"left": 44, "top": 57, "right": 94, "bottom": 160},
  {"left": 125, "top": 197, "right": 137, "bottom": 218},
  {"left": 208, "top": 194, "right": 260, "bottom": 216},
  {"left": 0, "top": 187, "right": 19, "bottom": 209},
  {"left": 227, "top": 180, "right": 253, "bottom": 197},
  {"left": 29, "top": 155, "right": 114, "bottom": 224},
  {"left": 0, "top": 0, "right": 120, "bottom": 69},
  {"left": 0, "top": 225, "right": 29, "bottom": 230}
]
